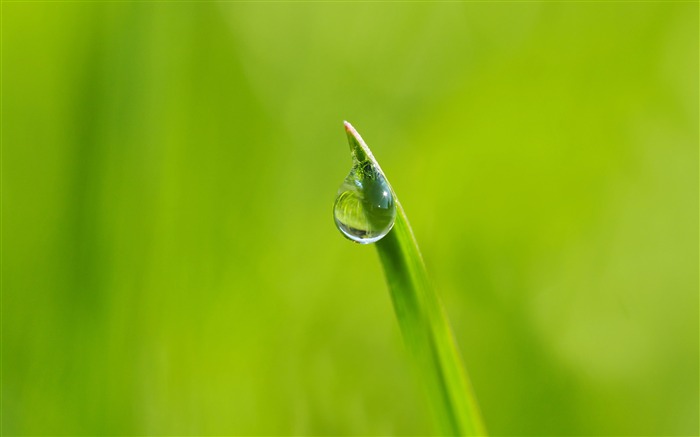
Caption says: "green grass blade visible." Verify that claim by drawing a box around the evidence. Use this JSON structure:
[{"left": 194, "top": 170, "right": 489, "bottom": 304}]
[{"left": 343, "top": 122, "right": 487, "bottom": 436}]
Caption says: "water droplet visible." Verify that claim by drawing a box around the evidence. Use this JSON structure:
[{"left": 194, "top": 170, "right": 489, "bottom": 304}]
[{"left": 334, "top": 157, "right": 396, "bottom": 244}]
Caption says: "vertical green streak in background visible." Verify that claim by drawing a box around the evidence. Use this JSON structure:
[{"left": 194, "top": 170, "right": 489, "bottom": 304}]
[{"left": 345, "top": 125, "right": 485, "bottom": 435}]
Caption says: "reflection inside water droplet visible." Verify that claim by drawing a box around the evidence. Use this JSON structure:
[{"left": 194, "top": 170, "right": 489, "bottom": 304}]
[{"left": 334, "top": 160, "right": 396, "bottom": 244}]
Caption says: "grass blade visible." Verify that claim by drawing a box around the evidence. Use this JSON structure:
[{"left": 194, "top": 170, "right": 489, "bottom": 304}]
[{"left": 343, "top": 122, "right": 486, "bottom": 436}]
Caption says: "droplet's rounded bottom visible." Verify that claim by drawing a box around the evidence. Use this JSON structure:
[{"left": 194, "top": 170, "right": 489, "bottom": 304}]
[{"left": 334, "top": 217, "right": 395, "bottom": 244}]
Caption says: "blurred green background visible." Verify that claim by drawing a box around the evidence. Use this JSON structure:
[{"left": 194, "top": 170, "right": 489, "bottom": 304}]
[{"left": 3, "top": 1, "right": 698, "bottom": 435}]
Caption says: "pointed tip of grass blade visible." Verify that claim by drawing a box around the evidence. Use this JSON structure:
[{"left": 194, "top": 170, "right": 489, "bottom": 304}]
[
  {"left": 343, "top": 121, "right": 357, "bottom": 141},
  {"left": 343, "top": 121, "right": 367, "bottom": 152},
  {"left": 343, "top": 121, "right": 388, "bottom": 177},
  {"left": 343, "top": 120, "right": 368, "bottom": 162}
]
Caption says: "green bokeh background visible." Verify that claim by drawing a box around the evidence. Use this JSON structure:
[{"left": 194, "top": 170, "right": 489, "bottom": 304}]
[{"left": 3, "top": 2, "right": 698, "bottom": 435}]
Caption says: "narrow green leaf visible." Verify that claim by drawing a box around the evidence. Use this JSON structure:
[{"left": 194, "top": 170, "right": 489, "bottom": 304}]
[{"left": 342, "top": 122, "right": 487, "bottom": 436}]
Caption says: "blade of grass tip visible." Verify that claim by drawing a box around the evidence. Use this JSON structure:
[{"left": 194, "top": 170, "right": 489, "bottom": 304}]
[{"left": 343, "top": 121, "right": 487, "bottom": 436}]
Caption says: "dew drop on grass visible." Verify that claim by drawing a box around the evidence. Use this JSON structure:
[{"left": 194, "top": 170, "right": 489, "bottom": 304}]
[{"left": 333, "top": 157, "right": 396, "bottom": 244}]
